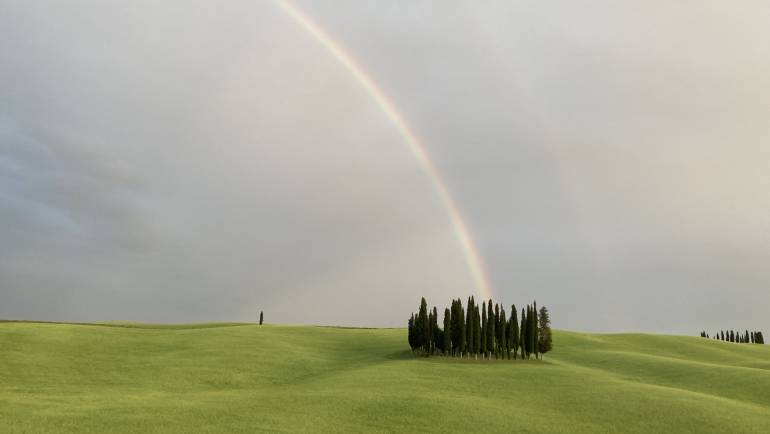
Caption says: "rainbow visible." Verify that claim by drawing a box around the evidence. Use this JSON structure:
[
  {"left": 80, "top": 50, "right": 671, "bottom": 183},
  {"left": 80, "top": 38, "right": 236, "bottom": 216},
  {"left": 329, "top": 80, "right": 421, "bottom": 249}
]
[{"left": 275, "top": 0, "right": 493, "bottom": 301}]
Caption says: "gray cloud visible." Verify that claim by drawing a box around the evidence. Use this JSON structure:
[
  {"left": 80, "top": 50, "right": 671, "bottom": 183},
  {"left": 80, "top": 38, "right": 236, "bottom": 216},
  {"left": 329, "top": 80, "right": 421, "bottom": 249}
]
[{"left": 2, "top": 0, "right": 769, "bottom": 332}]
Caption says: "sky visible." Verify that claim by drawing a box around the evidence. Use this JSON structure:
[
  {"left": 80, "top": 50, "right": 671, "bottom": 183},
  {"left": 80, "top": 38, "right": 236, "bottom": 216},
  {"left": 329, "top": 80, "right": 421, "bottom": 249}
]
[{"left": 2, "top": 0, "right": 770, "bottom": 333}]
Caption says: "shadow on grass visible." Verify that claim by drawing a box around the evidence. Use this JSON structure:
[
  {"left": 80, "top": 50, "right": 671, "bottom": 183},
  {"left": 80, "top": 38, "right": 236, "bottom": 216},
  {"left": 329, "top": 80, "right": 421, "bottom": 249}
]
[{"left": 385, "top": 349, "right": 558, "bottom": 365}]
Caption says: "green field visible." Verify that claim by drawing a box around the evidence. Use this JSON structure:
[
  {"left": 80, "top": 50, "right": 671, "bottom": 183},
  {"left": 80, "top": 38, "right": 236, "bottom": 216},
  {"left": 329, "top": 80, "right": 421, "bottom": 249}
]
[{"left": 1, "top": 322, "right": 768, "bottom": 433}]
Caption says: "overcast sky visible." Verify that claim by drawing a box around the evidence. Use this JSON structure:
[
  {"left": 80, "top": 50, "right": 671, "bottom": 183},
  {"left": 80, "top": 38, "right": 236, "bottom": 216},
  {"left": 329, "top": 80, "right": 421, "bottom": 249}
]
[{"left": 2, "top": 1, "right": 769, "bottom": 333}]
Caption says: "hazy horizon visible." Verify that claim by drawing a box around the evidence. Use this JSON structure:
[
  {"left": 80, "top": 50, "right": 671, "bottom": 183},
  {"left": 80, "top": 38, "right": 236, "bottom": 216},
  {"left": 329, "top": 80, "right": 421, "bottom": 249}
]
[{"left": 2, "top": 0, "right": 770, "bottom": 334}]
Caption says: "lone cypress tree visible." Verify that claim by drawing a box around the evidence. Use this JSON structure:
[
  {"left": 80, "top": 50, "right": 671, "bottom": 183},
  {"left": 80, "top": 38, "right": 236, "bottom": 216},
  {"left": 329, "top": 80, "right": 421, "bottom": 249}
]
[
  {"left": 259, "top": 311, "right": 264, "bottom": 325},
  {"left": 509, "top": 305, "right": 519, "bottom": 360},
  {"left": 538, "top": 305, "right": 553, "bottom": 357}
]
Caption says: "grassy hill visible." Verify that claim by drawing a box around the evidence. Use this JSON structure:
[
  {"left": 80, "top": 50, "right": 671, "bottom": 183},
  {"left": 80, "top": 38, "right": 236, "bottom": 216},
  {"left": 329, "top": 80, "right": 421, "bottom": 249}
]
[{"left": 1, "top": 322, "right": 768, "bottom": 433}]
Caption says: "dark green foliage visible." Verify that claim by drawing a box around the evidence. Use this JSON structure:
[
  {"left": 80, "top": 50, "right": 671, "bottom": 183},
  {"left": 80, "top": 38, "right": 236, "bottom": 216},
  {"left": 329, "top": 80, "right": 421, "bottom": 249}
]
[
  {"left": 481, "top": 304, "right": 487, "bottom": 359},
  {"left": 432, "top": 307, "right": 440, "bottom": 354},
  {"left": 459, "top": 304, "right": 467, "bottom": 357},
  {"left": 500, "top": 307, "right": 508, "bottom": 359},
  {"left": 509, "top": 305, "right": 519, "bottom": 360},
  {"left": 425, "top": 310, "right": 433, "bottom": 354},
  {"left": 416, "top": 297, "right": 428, "bottom": 352},
  {"left": 407, "top": 296, "right": 553, "bottom": 360},
  {"left": 487, "top": 300, "right": 495, "bottom": 358},
  {"left": 466, "top": 297, "right": 474, "bottom": 352},
  {"left": 443, "top": 308, "right": 451, "bottom": 354},
  {"left": 533, "top": 302, "right": 539, "bottom": 359},
  {"left": 538, "top": 306, "right": 553, "bottom": 356},
  {"left": 522, "top": 305, "right": 532, "bottom": 359},
  {"left": 450, "top": 299, "right": 463, "bottom": 356},
  {"left": 473, "top": 304, "right": 481, "bottom": 358},
  {"left": 408, "top": 314, "right": 416, "bottom": 350},
  {"left": 520, "top": 307, "right": 527, "bottom": 359},
  {"left": 259, "top": 311, "right": 263, "bottom": 325},
  {"left": 704, "top": 329, "right": 764, "bottom": 345}
]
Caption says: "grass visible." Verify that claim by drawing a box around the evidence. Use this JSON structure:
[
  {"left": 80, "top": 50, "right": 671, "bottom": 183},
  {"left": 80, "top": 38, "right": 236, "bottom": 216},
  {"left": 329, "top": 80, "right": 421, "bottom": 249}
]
[{"left": 1, "top": 322, "right": 768, "bottom": 433}]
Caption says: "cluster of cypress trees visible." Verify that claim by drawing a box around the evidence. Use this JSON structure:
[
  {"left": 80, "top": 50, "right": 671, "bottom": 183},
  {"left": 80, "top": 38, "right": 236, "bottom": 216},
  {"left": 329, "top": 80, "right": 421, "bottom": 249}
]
[
  {"left": 701, "top": 330, "right": 764, "bottom": 344},
  {"left": 407, "top": 296, "right": 552, "bottom": 360}
]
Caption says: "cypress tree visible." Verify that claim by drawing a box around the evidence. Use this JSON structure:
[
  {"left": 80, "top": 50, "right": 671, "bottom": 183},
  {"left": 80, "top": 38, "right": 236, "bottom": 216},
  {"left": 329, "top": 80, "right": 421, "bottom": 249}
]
[
  {"left": 259, "top": 311, "right": 264, "bottom": 325},
  {"left": 498, "top": 304, "right": 505, "bottom": 358},
  {"left": 520, "top": 307, "right": 527, "bottom": 359},
  {"left": 481, "top": 303, "right": 487, "bottom": 359},
  {"left": 538, "top": 305, "right": 553, "bottom": 357},
  {"left": 533, "top": 301, "right": 539, "bottom": 359},
  {"left": 527, "top": 304, "right": 534, "bottom": 359},
  {"left": 466, "top": 297, "right": 474, "bottom": 352},
  {"left": 448, "top": 300, "right": 453, "bottom": 355},
  {"left": 523, "top": 306, "right": 529, "bottom": 358},
  {"left": 730, "top": 330, "right": 735, "bottom": 342},
  {"left": 474, "top": 305, "right": 481, "bottom": 359},
  {"left": 432, "top": 307, "right": 440, "bottom": 354},
  {"left": 443, "top": 308, "right": 451, "bottom": 355},
  {"left": 459, "top": 304, "right": 467, "bottom": 358},
  {"left": 492, "top": 303, "right": 500, "bottom": 358},
  {"left": 425, "top": 310, "right": 433, "bottom": 354},
  {"left": 487, "top": 300, "right": 495, "bottom": 359},
  {"left": 510, "top": 305, "right": 519, "bottom": 360},
  {"left": 417, "top": 297, "right": 428, "bottom": 352},
  {"left": 528, "top": 305, "right": 535, "bottom": 359},
  {"left": 408, "top": 314, "right": 416, "bottom": 351},
  {"left": 500, "top": 307, "right": 508, "bottom": 359}
]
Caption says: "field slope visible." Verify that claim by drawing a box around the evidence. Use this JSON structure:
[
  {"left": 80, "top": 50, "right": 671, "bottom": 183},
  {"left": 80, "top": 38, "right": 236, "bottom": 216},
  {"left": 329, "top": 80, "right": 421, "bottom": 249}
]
[{"left": 1, "top": 322, "right": 769, "bottom": 433}]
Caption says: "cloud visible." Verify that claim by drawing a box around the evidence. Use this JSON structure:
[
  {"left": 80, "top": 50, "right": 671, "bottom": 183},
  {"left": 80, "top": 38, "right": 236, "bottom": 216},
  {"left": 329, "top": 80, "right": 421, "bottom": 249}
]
[{"left": 2, "top": 1, "right": 769, "bottom": 332}]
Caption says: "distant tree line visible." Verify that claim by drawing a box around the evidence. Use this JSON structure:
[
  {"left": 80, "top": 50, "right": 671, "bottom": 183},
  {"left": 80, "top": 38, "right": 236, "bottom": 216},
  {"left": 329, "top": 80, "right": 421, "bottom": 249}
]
[
  {"left": 407, "top": 296, "right": 552, "bottom": 359},
  {"left": 700, "top": 330, "right": 764, "bottom": 344}
]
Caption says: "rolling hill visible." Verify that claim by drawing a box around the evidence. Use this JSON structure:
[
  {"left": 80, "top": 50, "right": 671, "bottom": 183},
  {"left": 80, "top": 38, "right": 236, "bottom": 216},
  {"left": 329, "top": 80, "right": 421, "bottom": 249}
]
[{"left": 1, "top": 321, "right": 768, "bottom": 433}]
